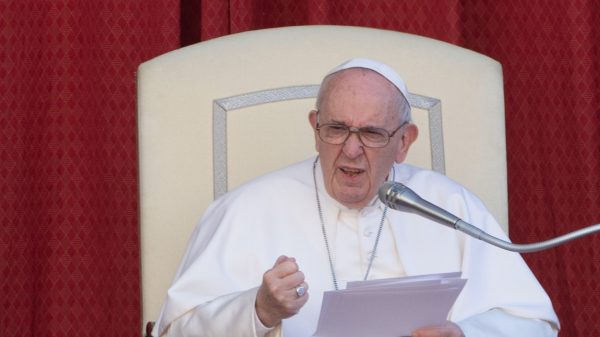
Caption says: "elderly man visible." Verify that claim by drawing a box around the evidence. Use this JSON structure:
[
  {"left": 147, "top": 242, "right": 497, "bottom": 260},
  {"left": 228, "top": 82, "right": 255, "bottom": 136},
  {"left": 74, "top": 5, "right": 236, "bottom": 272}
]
[{"left": 152, "top": 59, "right": 559, "bottom": 337}]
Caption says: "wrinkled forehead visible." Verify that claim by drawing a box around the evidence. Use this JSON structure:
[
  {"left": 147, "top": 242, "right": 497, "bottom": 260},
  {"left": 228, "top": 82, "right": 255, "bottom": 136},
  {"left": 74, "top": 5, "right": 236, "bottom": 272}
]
[{"left": 317, "top": 69, "right": 405, "bottom": 126}]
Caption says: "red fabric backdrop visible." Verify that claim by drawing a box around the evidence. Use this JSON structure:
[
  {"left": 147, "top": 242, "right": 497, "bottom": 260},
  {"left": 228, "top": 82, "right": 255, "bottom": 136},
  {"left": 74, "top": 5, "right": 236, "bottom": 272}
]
[
  {"left": 1, "top": 1, "right": 599, "bottom": 336},
  {"left": 0, "top": 1, "right": 180, "bottom": 336}
]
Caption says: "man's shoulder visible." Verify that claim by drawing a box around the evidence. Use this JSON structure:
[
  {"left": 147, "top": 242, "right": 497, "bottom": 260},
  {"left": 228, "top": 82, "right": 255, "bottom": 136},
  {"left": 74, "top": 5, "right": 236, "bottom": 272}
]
[
  {"left": 395, "top": 163, "right": 492, "bottom": 221},
  {"left": 239, "top": 157, "right": 314, "bottom": 187},
  {"left": 218, "top": 157, "right": 315, "bottom": 203},
  {"left": 396, "top": 163, "right": 462, "bottom": 189},
  {"left": 395, "top": 163, "right": 474, "bottom": 203}
]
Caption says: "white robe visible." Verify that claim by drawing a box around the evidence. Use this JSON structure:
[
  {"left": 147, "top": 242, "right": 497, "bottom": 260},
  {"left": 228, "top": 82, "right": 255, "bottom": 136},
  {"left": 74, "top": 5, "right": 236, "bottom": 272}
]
[{"left": 153, "top": 157, "right": 559, "bottom": 337}]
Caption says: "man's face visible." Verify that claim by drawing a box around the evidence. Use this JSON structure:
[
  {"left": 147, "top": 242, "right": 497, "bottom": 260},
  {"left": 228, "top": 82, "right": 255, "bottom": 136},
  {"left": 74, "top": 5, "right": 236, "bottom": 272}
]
[{"left": 309, "top": 69, "right": 415, "bottom": 209}]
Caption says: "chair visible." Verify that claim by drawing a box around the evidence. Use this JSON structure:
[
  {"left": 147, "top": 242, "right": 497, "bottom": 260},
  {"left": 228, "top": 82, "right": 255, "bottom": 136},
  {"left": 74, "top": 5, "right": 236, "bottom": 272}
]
[{"left": 136, "top": 25, "right": 507, "bottom": 335}]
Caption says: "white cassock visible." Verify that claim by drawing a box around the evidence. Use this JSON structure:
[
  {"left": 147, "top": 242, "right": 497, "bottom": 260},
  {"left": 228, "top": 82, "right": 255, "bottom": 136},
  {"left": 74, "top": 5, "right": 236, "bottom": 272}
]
[{"left": 152, "top": 157, "right": 559, "bottom": 337}]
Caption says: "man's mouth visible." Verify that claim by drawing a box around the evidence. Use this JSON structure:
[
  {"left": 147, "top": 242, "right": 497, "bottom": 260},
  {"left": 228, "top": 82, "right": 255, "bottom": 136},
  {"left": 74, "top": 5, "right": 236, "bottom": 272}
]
[{"left": 340, "top": 167, "right": 364, "bottom": 177}]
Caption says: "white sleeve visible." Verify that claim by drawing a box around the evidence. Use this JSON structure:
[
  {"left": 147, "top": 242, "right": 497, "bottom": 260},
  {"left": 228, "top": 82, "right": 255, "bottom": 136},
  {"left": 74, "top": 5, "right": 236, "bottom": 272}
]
[
  {"left": 252, "top": 295, "right": 277, "bottom": 337},
  {"left": 457, "top": 309, "right": 558, "bottom": 337},
  {"left": 159, "top": 287, "right": 282, "bottom": 337}
]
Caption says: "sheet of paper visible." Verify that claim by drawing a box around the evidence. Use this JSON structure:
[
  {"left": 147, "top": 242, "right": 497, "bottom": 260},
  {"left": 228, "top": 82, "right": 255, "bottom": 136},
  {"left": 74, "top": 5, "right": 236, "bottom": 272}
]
[{"left": 312, "top": 272, "right": 466, "bottom": 337}]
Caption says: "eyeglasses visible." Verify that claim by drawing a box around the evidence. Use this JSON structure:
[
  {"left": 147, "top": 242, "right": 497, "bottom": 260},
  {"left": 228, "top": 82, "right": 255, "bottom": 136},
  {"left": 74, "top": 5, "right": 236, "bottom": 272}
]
[{"left": 316, "top": 121, "right": 408, "bottom": 148}]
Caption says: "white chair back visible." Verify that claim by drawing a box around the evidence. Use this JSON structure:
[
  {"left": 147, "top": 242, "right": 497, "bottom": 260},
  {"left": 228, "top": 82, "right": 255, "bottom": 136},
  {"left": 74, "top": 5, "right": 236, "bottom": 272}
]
[{"left": 137, "top": 25, "right": 508, "bottom": 330}]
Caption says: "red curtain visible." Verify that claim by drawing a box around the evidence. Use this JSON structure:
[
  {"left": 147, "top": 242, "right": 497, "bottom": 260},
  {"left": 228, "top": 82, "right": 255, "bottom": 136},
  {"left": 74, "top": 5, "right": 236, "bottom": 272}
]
[
  {"left": 0, "top": 1, "right": 180, "bottom": 336},
  {"left": 1, "top": 1, "right": 599, "bottom": 336}
]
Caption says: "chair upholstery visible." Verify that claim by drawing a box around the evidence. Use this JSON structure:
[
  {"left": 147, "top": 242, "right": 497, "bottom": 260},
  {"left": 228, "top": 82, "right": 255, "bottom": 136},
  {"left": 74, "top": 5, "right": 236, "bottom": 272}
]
[{"left": 136, "top": 25, "right": 508, "bottom": 333}]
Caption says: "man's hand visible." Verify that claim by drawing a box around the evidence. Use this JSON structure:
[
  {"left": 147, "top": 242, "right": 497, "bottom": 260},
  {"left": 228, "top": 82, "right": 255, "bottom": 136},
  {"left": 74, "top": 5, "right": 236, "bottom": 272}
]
[
  {"left": 412, "top": 321, "right": 465, "bottom": 337},
  {"left": 255, "top": 255, "right": 309, "bottom": 327}
]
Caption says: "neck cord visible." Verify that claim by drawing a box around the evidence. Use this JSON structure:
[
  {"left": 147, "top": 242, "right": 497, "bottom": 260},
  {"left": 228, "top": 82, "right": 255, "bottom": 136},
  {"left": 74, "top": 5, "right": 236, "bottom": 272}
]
[{"left": 312, "top": 156, "right": 391, "bottom": 290}]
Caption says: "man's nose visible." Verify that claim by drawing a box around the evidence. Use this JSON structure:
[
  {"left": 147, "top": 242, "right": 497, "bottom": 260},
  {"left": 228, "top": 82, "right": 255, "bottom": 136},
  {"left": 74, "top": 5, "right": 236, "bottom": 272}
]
[{"left": 342, "top": 131, "right": 364, "bottom": 158}]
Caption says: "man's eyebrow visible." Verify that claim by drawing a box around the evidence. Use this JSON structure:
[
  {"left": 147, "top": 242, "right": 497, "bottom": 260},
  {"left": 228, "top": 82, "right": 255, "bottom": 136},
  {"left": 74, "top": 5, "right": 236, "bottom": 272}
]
[{"left": 323, "top": 117, "right": 385, "bottom": 129}]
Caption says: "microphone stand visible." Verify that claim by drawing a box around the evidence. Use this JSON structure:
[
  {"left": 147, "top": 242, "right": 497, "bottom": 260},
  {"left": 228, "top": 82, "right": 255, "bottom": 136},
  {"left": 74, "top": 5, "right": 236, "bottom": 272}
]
[
  {"left": 379, "top": 182, "right": 600, "bottom": 253},
  {"left": 454, "top": 219, "right": 600, "bottom": 253}
]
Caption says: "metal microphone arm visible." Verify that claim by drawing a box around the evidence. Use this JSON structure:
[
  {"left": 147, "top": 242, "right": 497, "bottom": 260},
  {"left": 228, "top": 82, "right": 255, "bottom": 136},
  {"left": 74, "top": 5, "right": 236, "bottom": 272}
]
[
  {"left": 379, "top": 181, "right": 600, "bottom": 253},
  {"left": 454, "top": 219, "right": 600, "bottom": 253}
]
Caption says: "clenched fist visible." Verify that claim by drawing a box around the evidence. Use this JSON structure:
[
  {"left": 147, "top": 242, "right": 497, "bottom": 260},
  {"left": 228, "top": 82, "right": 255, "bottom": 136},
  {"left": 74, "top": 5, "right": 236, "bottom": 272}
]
[{"left": 255, "top": 255, "right": 309, "bottom": 327}]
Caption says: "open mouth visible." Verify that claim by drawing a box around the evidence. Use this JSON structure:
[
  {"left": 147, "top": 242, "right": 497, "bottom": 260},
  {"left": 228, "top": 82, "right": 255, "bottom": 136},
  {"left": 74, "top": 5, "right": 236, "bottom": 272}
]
[{"left": 340, "top": 167, "right": 364, "bottom": 177}]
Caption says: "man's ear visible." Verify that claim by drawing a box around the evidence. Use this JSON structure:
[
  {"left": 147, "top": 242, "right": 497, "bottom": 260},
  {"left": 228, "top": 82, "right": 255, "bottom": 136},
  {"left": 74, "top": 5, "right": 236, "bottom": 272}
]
[
  {"left": 309, "top": 110, "right": 318, "bottom": 129},
  {"left": 395, "top": 123, "right": 419, "bottom": 163},
  {"left": 308, "top": 110, "right": 320, "bottom": 152}
]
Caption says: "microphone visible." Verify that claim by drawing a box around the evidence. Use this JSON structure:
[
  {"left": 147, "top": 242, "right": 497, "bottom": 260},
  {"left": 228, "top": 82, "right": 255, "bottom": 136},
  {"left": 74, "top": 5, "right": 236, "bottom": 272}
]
[{"left": 378, "top": 181, "right": 600, "bottom": 253}]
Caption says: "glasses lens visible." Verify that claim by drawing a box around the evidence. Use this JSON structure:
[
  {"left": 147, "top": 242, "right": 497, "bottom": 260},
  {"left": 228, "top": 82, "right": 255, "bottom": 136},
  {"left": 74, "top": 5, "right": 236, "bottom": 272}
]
[
  {"left": 320, "top": 125, "right": 349, "bottom": 144},
  {"left": 319, "top": 124, "right": 391, "bottom": 147},
  {"left": 359, "top": 128, "right": 389, "bottom": 147}
]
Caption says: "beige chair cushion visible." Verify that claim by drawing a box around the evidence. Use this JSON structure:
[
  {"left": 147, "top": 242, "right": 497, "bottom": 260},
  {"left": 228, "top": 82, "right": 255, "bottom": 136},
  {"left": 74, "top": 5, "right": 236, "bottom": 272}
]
[{"left": 137, "top": 25, "right": 507, "bottom": 329}]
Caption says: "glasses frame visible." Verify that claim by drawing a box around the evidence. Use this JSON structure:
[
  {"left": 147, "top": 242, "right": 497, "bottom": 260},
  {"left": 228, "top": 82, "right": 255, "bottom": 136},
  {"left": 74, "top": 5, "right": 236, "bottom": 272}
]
[{"left": 315, "top": 120, "right": 409, "bottom": 148}]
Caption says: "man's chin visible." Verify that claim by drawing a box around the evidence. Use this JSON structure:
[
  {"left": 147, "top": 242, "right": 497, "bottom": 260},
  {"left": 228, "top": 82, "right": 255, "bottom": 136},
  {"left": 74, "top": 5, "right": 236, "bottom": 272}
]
[{"left": 333, "top": 190, "right": 371, "bottom": 209}]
